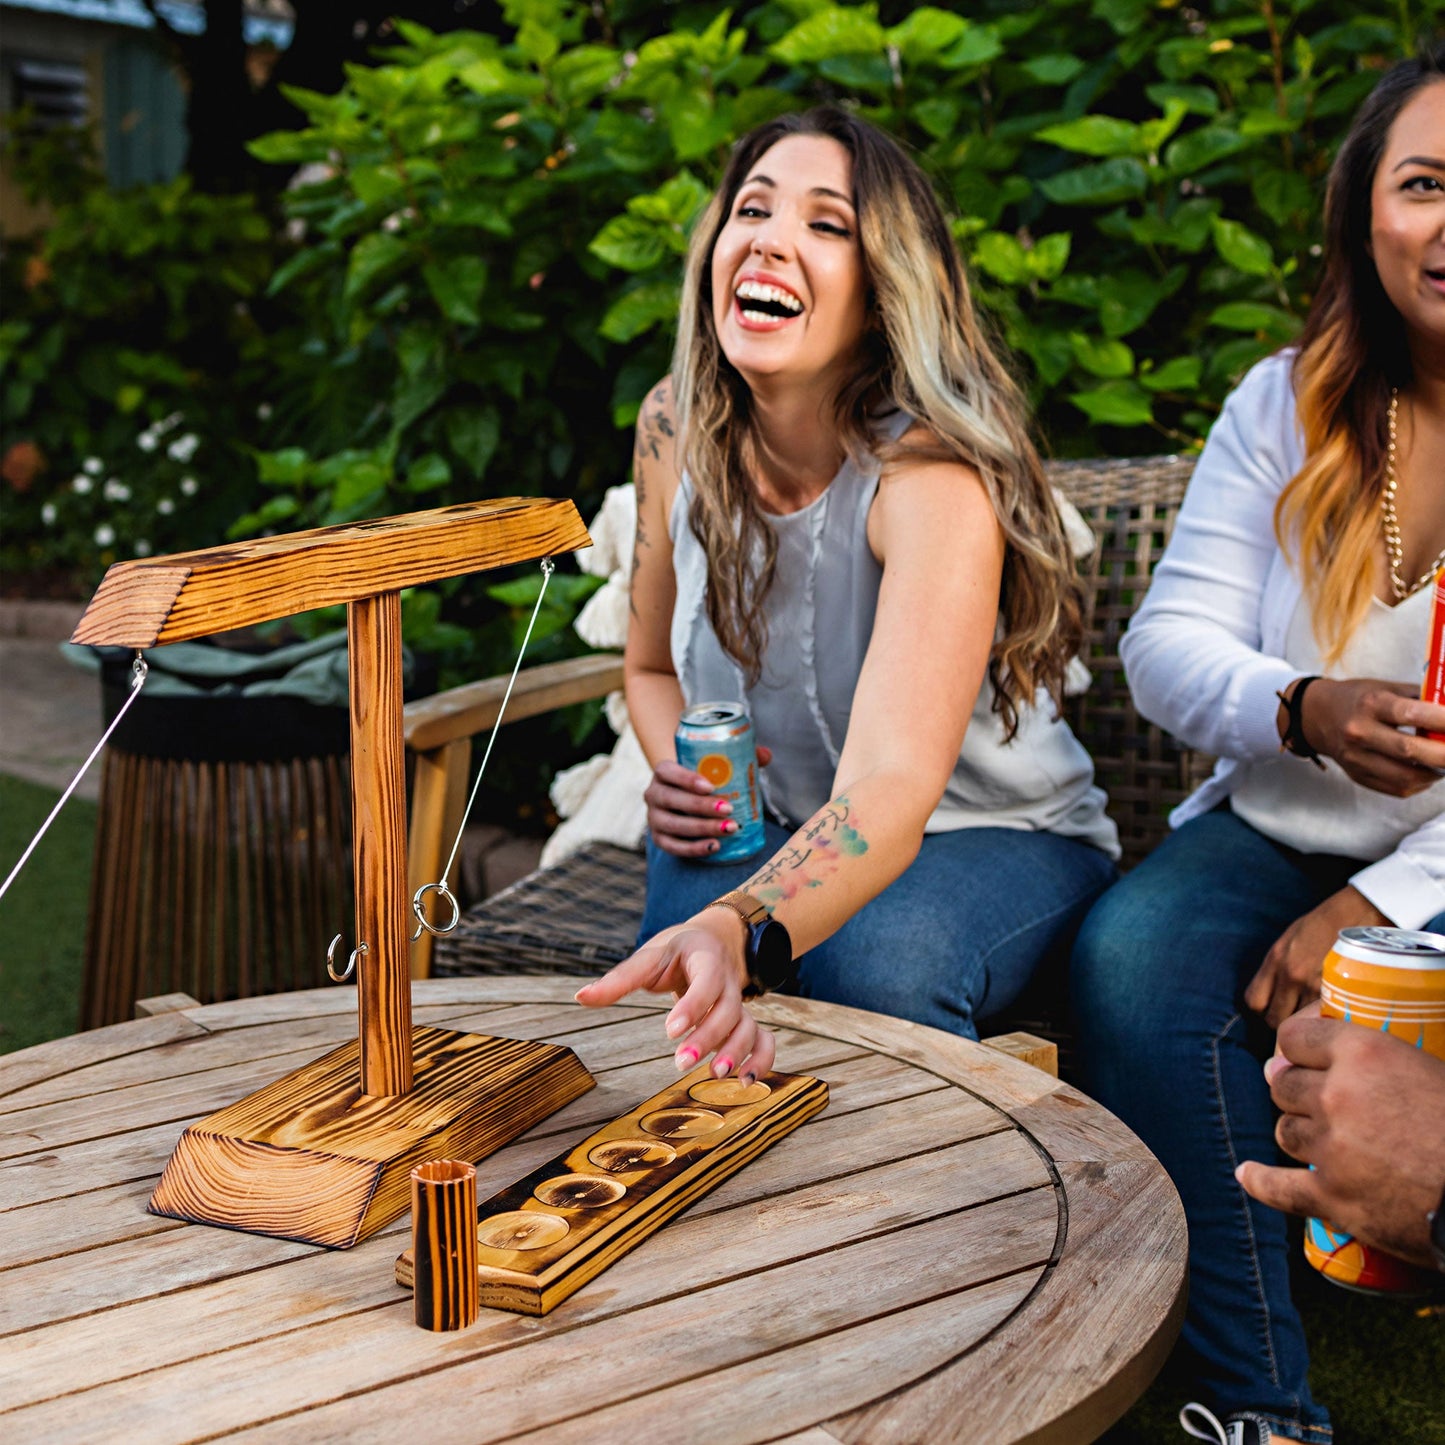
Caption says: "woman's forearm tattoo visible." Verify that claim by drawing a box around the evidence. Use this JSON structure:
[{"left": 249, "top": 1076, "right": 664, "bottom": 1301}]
[{"left": 745, "top": 796, "right": 869, "bottom": 907}]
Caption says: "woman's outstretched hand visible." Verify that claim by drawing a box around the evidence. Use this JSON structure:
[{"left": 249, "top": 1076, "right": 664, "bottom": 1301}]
[
  {"left": 644, "top": 746, "right": 772, "bottom": 858},
  {"left": 575, "top": 912, "right": 777, "bottom": 1083},
  {"left": 1244, "top": 885, "right": 1389, "bottom": 1029},
  {"left": 1301, "top": 678, "right": 1445, "bottom": 796}
]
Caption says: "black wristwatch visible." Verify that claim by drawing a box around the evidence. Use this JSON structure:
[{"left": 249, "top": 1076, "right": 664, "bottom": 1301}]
[
  {"left": 1430, "top": 1181, "right": 1445, "bottom": 1273},
  {"left": 707, "top": 890, "right": 794, "bottom": 999}
]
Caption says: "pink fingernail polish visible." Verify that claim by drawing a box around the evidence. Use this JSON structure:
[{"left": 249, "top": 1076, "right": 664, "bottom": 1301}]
[
  {"left": 714, "top": 1057, "right": 733, "bottom": 1077},
  {"left": 677, "top": 1047, "right": 697, "bottom": 1069},
  {"left": 722, "top": 821, "right": 738, "bottom": 833},
  {"left": 713, "top": 798, "right": 731, "bottom": 815}
]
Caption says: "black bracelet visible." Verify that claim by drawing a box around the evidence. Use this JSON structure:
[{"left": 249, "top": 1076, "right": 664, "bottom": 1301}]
[{"left": 1275, "top": 674, "right": 1326, "bottom": 768}]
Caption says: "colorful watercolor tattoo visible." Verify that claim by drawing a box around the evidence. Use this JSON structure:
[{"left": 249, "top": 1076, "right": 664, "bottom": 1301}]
[{"left": 744, "top": 795, "right": 869, "bottom": 907}]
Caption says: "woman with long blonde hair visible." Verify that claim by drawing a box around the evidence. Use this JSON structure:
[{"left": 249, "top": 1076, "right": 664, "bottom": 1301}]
[
  {"left": 577, "top": 106, "right": 1119, "bottom": 1079},
  {"left": 1072, "top": 49, "right": 1445, "bottom": 1445}
]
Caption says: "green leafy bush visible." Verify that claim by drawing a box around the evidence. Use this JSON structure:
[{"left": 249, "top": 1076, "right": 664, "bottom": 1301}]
[{"left": 0, "top": 125, "right": 283, "bottom": 583}]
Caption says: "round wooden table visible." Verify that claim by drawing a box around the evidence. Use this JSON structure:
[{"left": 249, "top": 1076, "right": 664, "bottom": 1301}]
[{"left": 0, "top": 980, "right": 1186, "bottom": 1443}]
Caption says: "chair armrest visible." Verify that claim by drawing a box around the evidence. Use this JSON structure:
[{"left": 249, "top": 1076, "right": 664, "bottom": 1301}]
[
  {"left": 404, "top": 651, "right": 624, "bottom": 981},
  {"left": 402, "top": 652, "right": 625, "bottom": 752}
]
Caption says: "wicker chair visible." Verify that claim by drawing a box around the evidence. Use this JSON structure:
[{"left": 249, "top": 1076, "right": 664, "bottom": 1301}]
[{"left": 405, "top": 455, "right": 1206, "bottom": 998}]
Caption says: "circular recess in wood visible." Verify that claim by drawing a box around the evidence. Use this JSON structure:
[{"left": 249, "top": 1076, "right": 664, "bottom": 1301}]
[
  {"left": 533, "top": 1174, "right": 628, "bottom": 1209},
  {"left": 476, "top": 1211, "right": 570, "bottom": 1251},
  {"left": 688, "top": 1077, "right": 772, "bottom": 1107},
  {"left": 588, "top": 1139, "right": 678, "bottom": 1173},
  {"left": 640, "top": 1107, "right": 727, "bottom": 1139}
]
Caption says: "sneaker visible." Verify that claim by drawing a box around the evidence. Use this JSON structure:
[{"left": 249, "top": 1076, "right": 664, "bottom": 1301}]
[{"left": 1179, "top": 1402, "right": 1275, "bottom": 1445}]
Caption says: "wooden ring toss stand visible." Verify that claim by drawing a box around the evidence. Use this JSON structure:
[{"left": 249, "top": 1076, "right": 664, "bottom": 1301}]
[{"left": 72, "top": 498, "right": 597, "bottom": 1248}]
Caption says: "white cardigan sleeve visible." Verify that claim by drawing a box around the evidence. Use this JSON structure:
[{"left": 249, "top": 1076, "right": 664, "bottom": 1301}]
[{"left": 1120, "top": 353, "right": 1302, "bottom": 761}]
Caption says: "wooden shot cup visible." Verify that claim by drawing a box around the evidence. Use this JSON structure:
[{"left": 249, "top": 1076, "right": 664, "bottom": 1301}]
[{"left": 410, "top": 1159, "right": 479, "bottom": 1331}]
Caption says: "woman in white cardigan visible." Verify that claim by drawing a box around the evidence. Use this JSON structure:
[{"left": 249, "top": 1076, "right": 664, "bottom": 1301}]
[{"left": 1071, "top": 51, "right": 1445, "bottom": 1445}]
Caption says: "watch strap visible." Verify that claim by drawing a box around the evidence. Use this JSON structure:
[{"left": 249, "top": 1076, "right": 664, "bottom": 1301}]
[{"left": 706, "top": 890, "right": 787, "bottom": 999}]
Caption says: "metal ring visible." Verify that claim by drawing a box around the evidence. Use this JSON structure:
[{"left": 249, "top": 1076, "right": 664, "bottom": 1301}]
[
  {"left": 327, "top": 934, "right": 366, "bottom": 982},
  {"left": 410, "top": 881, "right": 461, "bottom": 941}
]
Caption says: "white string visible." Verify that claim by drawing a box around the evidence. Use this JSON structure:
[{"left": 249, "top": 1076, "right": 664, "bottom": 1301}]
[
  {"left": 0, "top": 653, "right": 148, "bottom": 904},
  {"left": 411, "top": 558, "right": 555, "bottom": 936}
]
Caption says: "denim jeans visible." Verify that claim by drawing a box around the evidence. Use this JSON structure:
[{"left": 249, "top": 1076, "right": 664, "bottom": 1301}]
[
  {"left": 640, "top": 822, "right": 1117, "bottom": 1041},
  {"left": 1070, "top": 806, "right": 1445, "bottom": 1442}
]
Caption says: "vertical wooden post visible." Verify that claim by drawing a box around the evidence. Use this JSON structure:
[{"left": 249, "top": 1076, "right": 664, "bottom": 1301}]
[{"left": 349, "top": 591, "right": 413, "bottom": 1096}]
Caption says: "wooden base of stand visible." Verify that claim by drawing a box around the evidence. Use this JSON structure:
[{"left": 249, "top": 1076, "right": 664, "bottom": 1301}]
[{"left": 148, "top": 1025, "right": 595, "bottom": 1248}]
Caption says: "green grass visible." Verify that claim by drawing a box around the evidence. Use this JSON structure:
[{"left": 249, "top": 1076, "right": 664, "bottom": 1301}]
[
  {"left": 0, "top": 773, "right": 1440, "bottom": 1438},
  {"left": 0, "top": 773, "right": 95, "bottom": 1053}
]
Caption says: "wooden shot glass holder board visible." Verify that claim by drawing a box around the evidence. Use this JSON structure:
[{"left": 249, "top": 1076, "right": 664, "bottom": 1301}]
[
  {"left": 72, "top": 499, "right": 599, "bottom": 1249},
  {"left": 395, "top": 1062, "right": 829, "bottom": 1314}
]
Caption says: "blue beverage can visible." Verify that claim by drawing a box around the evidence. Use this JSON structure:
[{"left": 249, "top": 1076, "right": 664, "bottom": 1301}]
[{"left": 675, "top": 702, "right": 766, "bottom": 863}]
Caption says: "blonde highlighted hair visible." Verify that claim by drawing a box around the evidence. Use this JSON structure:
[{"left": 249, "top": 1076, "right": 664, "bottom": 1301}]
[
  {"left": 1279, "top": 45, "right": 1445, "bottom": 656},
  {"left": 672, "top": 106, "right": 1082, "bottom": 739}
]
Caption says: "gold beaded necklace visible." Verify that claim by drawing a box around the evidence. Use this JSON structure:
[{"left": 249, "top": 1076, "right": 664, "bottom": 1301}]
[{"left": 1383, "top": 388, "right": 1445, "bottom": 601}]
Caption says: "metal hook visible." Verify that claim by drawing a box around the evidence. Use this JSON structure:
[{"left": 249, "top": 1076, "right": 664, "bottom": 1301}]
[
  {"left": 327, "top": 934, "right": 367, "bottom": 983},
  {"left": 410, "top": 881, "right": 461, "bottom": 941}
]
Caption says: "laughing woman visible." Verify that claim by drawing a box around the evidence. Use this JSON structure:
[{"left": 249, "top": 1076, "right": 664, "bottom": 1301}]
[
  {"left": 1071, "top": 49, "right": 1445, "bottom": 1445},
  {"left": 576, "top": 107, "right": 1119, "bottom": 1081}
]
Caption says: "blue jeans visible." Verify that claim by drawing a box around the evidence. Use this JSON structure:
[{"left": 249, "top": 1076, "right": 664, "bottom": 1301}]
[
  {"left": 1071, "top": 807, "right": 1445, "bottom": 1442},
  {"left": 640, "top": 822, "right": 1116, "bottom": 1041}
]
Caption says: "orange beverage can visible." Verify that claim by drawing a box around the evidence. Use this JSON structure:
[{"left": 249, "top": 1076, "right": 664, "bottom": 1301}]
[
  {"left": 1422, "top": 564, "right": 1445, "bottom": 742},
  {"left": 1303, "top": 925, "right": 1445, "bottom": 1293}
]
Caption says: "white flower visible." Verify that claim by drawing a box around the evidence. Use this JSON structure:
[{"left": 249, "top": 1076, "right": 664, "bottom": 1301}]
[
  {"left": 256, "top": 402, "right": 273, "bottom": 421},
  {"left": 94, "top": 524, "right": 115, "bottom": 546},
  {"left": 133, "top": 538, "right": 152, "bottom": 557},
  {"left": 41, "top": 502, "right": 57, "bottom": 525},
  {"left": 167, "top": 433, "right": 200, "bottom": 463},
  {"left": 381, "top": 212, "right": 404, "bottom": 233},
  {"left": 83, "top": 456, "right": 104, "bottom": 475},
  {"left": 72, "top": 474, "right": 93, "bottom": 495},
  {"left": 156, "top": 412, "right": 183, "bottom": 435},
  {"left": 103, "top": 478, "right": 132, "bottom": 502},
  {"left": 156, "top": 496, "right": 175, "bottom": 515},
  {"left": 179, "top": 475, "right": 199, "bottom": 497},
  {"left": 137, "top": 431, "right": 159, "bottom": 453}
]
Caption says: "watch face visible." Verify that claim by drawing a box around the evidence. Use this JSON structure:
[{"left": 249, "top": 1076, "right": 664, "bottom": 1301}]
[{"left": 748, "top": 918, "right": 794, "bottom": 993}]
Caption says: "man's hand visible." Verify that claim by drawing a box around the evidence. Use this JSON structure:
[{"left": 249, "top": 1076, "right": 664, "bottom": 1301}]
[
  {"left": 1244, "top": 887, "right": 1388, "bottom": 1029},
  {"left": 1236, "top": 1005, "right": 1445, "bottom": 1269}
]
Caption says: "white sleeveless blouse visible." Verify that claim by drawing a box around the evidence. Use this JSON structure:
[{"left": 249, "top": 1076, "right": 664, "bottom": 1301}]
[{"left": 668, "top": 420, "right": 1120, "bottom": 857}]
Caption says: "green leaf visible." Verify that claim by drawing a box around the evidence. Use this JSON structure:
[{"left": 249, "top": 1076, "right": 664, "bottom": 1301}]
[
  {"left": 392, "top": 371, "right": 447, "bottom": 432},
  {"left": 343, "top": 232, "right": 411, "bottom": 304},
  {"left": 1140, "top": 356, "right": 1202, "bottom": 392},
  {"left": 1163, "top": 125, "right": 1250, "bottom": 177},
  {"left": 1038, "top": 157, "right": 1148, "bottom": 207},
  {"left": 910, "top": 95, "right": 962, "bottom": 141},
  {"left": 247, "top": 129, "right": 323, "bottom": 165},
  {"left": 1126, "top": 197, "right": 1219, "bottom": 253},
  {"left": 1027, "top": 232, "right": 1071, "bottom": 281},
  {"left": 885, "top": 7, "right": 967, "bottom": 64},
  {"left": 1207, "top": 302, "right": 1301, "bottom": 341},
  {"left": 1091, "top": 0, "right": 1151, "bottom": 36},
  {"left": 256, "top": 447, "right": 311, "bottom": 488},
  {"left": 1144, "top": 82, "right": 1218, "bottom": 117},
  {"left": 939, "top": 22, "right": 1002, "bottom": 69},
  {"left": 600, "top": 280, "right": 681, "bottom": 343},
  {"left": 771, "top": 5, "right": 886, "bottom": 64},
  {"left": 628, "top": 171, "right": 711, "bottom": 227},
  {"left": 1035, "top": 115, "right": 1142, "bottom": 158},
  {"left": 436, "top": 197, "right": 514, "bottom": 237},
  {"left": 422, "top": 255, "right": 488, "bottom": 326},
  {"left": 1239, "top": 108, "right": 1299, "bottom": 138},
  {"left": 972, "top": 232, "right": 1030, "bottom": 285},
  {"left": 589, "top": 214, "right": 669, "bottom": 272},
  {"left": 1212, "top": 216, "right": 1274, "bottom": 277},
  {"left": 1069, "top": 332, "right": 1134, "bottom": 379},
  {"left": 1019, "top": 54, "right": 1085, "bottom": 86},
  {"left": 405, "top": 452, "right": 452, "bottom": 492},
  {"left": 1096, "top": 266, "right": 1185, "bottom": 338},
  {"left": 1069, "top": 379, "right": 1153, "bottom": 426},
  {"left": 1252, "top": 170, "right": 1312, "bottom": 229},
  {"left": 445, "top": 406, "right": 501, "bottom": 479}
]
